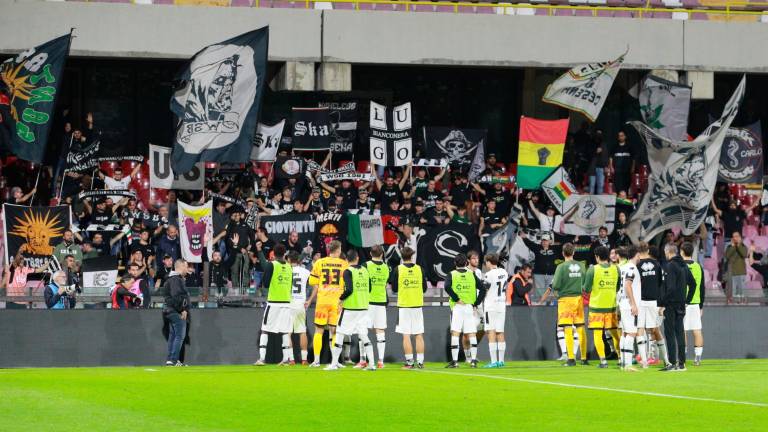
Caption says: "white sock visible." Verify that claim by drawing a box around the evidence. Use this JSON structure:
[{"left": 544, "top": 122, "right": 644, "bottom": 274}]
[
  {"left": 572, "top": 326, "right": 580, "bottom": 358},
  {"left": 359, "top": 340, "right": 366, "bottom": 363},
  {"left": 282, "top": 334, "right": 291, "bottom": 362},
  {"left": 258, "top": 333, "right": 268, "bottom": 361},
  {"left": 618, "top": 335, "right": 627, "bottom": 365},
  {"left": 376, "top": 333, "right": 386, "bottom": 363},
  {"left": 451, "top": 336, "right": 460, "bottom": 362},
  {"left": 464, "top": 347, "right": 471, "bottom": 361},
  {"left": 416, "top": 353, "right": 424, "bottom": 364},
  {"left": 637, "top": 335, "right": 648, "bottom": 364},
  {"left": 650, "top": 340, "right": 658, "bottom": 360},
  {"left": 405, "top": 353, "right": 414, "bottom": 363},
  {"left": 331, "top": 334, "right": 345, "bottom": 366},
  {"left": 498, "top": 342, "right": 506, "bottom": 362},
  {"left": 488, "top": 342, "right": 498, "bottom": 364},
  {"left": 343, "top": 337, "right": 351, "bottom": 361},
  {"left": 695, "top": 346, "right": 703, "bottom": 357},
  {"left": 657, "top": 339, "right": 670, "bottom": 365},
  {"left": 301, "top": 350, "right": 308, "bottom": 361},
  {"left": 623, "top": 335, "right": 635, "bottom": 367},
  {"left": 557, "top": 328, "right": 567, "bottom": 356},
  {"left": 469, "top": 335, "right": 478, "bottom": 361},
  {"left": 361, "top": 335, "right": 374, "bottom": 366}
]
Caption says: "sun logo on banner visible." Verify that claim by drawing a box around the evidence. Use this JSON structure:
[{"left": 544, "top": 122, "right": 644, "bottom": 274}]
[
  {"left": 9, "top": 209, "right": 64, "bottom": 255},
  {"left": 0, "top": 62, "right": 34, "bottom": 121}
]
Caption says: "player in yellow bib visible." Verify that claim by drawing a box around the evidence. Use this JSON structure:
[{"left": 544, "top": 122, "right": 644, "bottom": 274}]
[
  {"left": 306, "top": 240, "right": 348, "bottom": 367},
  {"left": 583, "top": 245, "right": 621, "bottom": 368}
]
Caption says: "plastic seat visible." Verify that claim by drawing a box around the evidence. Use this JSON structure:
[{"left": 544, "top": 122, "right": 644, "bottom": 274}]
[
  {"left": 338, "top": 160, "right": 353, "bottom": 169},
  {"left": 357, "top": 160, "right": 371, "bottom": 174},
  {"left": 332, "top": 2, "right": 355, "bottom": 9},
  {"left": 574, "top": 9, "right": 594, "bottom": 16},
  {"left": 230, "top": 0, "right": 254, "bottom": 6}
]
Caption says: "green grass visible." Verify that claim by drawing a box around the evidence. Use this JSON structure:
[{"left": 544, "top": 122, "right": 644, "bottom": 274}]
[{"left": 1, "top": 360, "right": 766, "bottom": 431}]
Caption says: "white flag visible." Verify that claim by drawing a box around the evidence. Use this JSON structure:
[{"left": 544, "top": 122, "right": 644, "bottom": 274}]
[
  {"left": 562, "top": 194, "right": 616, "bottom": 236},
  {"left": 627, "top": 76, "right": 746, "bottom": 242},
  {"left": 542, "top": 51, "right": 627, "bottom": 122},
  {"left": 369, "top": 101, "right": 413, "bottom": 166},
  {"left": 250, "top": 119, "right": 285, "bottom": 161},
  {"left": 178, "top": 200, "right": 214, "bottom": 263},
  {"left": 149, "top": 144, "right": 204, "bottom": 190}
]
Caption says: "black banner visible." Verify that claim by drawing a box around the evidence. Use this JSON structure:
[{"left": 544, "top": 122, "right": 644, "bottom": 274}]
[
  {"left": 65, "top": 139, "right": 101, "bottom": 171},
  {"left": 423, "top": 127, "right": 486, "bottom": 169},
  {"left": 260, "top": 213, "right": 316, "bottom": 247},
  {"left": 292, "top": 107, "right": 331, "bottom": 151},
  {"left": 416, "top": 222, "right": 480, "bottom": 283},
  {"left": 274, "top": 156, "right": 306, "bottom": 180},
  {"left": 3, "top": 204, "right": 72, "bottom": 269},
  {"left": 78, "top": 190, "right": 136, "bottom": 200},
  {"left": 319, "top": 102, "right": 358, "bottom": 154},
  {"left": 315, "top": 212, "right": 347, "bottom": 256},
  {"left": 0, "top": 34, "right": 71, "bottom": 163},
  {"left": 718, "top": 120, "right": 763, "bottom": 184}
]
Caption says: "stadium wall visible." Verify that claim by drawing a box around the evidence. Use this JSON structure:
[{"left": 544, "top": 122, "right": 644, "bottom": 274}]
[
  {"left": 1, "top": 1, "right": 768, "bottom": 71},
  {"left": 0, "top": 307, "right": 765, "bottom": 367}
]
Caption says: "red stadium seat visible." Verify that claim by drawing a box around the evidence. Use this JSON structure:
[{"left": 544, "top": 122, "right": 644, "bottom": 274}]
[
  {"left": 338, "top": 160, "right": 352, "bottom": 169},
  {"left": 357, "top": 160, "right": 370, "bottom": 174}
]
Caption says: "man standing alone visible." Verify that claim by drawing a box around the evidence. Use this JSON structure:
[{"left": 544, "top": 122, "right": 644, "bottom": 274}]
[
  {"left": 163, "top": 259, "right": 190, "bottom": 366},
  {"left": 659, "top": 244, "right": 696, "bottom": 372}
]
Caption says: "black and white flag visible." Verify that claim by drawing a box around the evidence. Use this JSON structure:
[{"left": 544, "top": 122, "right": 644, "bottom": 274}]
[
  {"left": 170, "top": 27, "right": 269, "bottom": 173},
  {"left": 319, "top": 102, "right": 358, "bottom": 154},
  {"left": 81, "top": 255, "right": 118, "bottom": 292},
  {"left": 250, "top": 119, "right": 285, "bottom": 162},
  {"left": 412, "top": 158, "right": 448, "bottom": 168},
  {"left": 149, "top": 144, "right": 204, "bottom": 190},
  {"left": 369, "top": 101, "right": 412, "bottom": 166},
  {"left": 292, "top": 107, "right": 331, "bottom": 151},
  {"left": 417, "top": 222, "right": 480, "bottom": 282},
  {"left": 717, "top": 121, "right": 763, "bottom": 184},
  {"left": 423, "top": 127, "right": 486, "bottom": 171},
  {"left": 627, "top": 75, "right": 746, "bottom": 242},
  {"left": 274, "top": 156, "right": 306, "bottom": 180}
]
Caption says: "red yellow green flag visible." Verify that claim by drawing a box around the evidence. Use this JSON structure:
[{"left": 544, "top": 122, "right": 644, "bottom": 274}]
[{"left": 516, "top": 117, "right": 569, "bottom": 189}]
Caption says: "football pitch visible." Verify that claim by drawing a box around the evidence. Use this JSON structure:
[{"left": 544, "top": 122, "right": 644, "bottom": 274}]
[{"left": 1, "top": 360, "right": 766, "bottom": 431}]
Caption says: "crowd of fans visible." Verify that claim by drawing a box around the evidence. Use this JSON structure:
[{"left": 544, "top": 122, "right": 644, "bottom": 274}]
[{"left": 0, "top": 116, "right": 766, "bottom": 308}]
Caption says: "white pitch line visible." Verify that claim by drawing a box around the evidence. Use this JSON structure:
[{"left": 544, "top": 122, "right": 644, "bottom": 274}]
[{"left": 419, "top": 370, "right": 768, "bottom": 408}]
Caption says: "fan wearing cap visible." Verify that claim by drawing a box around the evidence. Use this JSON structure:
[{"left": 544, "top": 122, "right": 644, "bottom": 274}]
[
  {"left": 528, "top": 200, "right": 565, "bottom": 239},
  {"left": 479, "top": 200, "right": 507, "bottom": 236},
  {"left": 354, "top": 186, "right": 375, "bottom": 212},
  {"left": 519, "top": 231, "right": 561, "bottom": 305},
  {"left": 483, "top": 153, "right": 504, "bottom": 176},
  {"left": 303, "top": 186, "right": 326, "bottom": 215}
]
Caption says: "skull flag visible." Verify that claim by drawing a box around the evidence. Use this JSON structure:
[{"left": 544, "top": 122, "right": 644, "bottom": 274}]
[
  {"left": 369, "top": 101, "right": 413, "bottom": 167},
  {"left": 423, "top": 127, "right": 486, "bottom": 171},
  {"left": 178, "top": 200, "right": 213, "bottom": 263},
  {"left": 627, "top": 75, "right": 746, "bottom": 243},
  {"left": 170, "top": 28, "right": 269, "bottom": 173}
]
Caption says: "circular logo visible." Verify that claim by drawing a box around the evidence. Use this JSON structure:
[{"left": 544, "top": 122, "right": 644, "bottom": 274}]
[
  {"left": 573, "top": 196, "right": 606, "bottom": 231},
  {"left": 281, "top": 159, "right": 300, "bottom": 176}
]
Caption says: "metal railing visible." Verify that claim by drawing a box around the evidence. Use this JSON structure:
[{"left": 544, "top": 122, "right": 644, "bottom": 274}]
[{"left": 88, "top": 0, "right": 768, "bottom": 20}]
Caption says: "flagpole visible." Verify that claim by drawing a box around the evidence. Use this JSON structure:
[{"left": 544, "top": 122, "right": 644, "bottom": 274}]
[{"left": 30, "top": 165, "right": 42, "bottom": 204}]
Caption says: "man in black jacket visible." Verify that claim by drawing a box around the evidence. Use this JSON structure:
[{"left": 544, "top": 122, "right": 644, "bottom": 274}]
[
  {"left": 659, "top": 244, "right": 696, "bottom": 372},
  {"left": 162, "top": 259, "right": 190, "bottom": 366}
]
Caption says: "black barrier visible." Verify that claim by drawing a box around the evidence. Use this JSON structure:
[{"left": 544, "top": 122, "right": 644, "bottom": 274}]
[{"left": 0, "top": 307, "right": 765, "bottom": 368}]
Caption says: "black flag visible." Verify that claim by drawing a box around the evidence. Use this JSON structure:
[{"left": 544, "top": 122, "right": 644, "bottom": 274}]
[
  {"left": 0, "top": 34, "right": 71, "bottom": 163},
  {"left": 292, "top": 107, "right": 332, "bottom": 151}
]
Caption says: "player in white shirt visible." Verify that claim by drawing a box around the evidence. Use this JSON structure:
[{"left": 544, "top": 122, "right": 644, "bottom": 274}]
[
  {"left": 286, "top": 251, "right": 311, "bottom": 365},
  {"left": 481, "top": 254, "right": 509, "bottom": 368},
  {"left": 618, "top": 246, "right": 642, "bottom": 371},
  {"left": 463, "top": 251, "right": 484, "bottom": 363}
]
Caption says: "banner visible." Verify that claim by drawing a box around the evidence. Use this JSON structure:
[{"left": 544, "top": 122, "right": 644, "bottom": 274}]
[
  {"left": 412, "top": 158, "right": 448, "bottom": 168},
  {"left": 78, "top": 190, "right": 136, "bottom": 200},
  {"left": 505, "top": 236, "right": 535, "bottom": 275},
  {"left": 260, "top": 213, "right": 316, "bottom": 246},
  {"left": 637, "top": 74, "right": 691, "bottom": 141},
  {"left": 541, "top": 166, "right": 578, "bottom": 213},
  {"left": 381, "top": 214, "right": 401, "bottom": 245},
  {"left": 65, "top": 139, "right": 101, "bottom": 171},
  {"left": 170, "top": 27, "right": 269, "bottom": 173},
  {"left": 274, "top": 156, "right": 306, "bottom": 180},
  {"left": 423, "top": 128, "right": 486, "bottom": 170},
  {"left": 0, "top": 34, "right": 71, "bottom": 163},
  {"left": 348, "top": 213, "right": 384, "bottom": 248},
  {"left": 317, "top": 172, "right": 375, "bottom": 183},
  {"left": 319, "top": 102, "right": 358, "bottom": 154},
  {"left": 315, "top": 212, "right": 347, "bottom": 255},
  {"left": 627, "top": 75, "right": 746, "bottom": 242},
  {"left": 292, "top": 107, "right": 331, "bottom": 151},
  {"left": 178, "top": 200, "right": 213, "bottom": 263},
  {"left": 67, "top": 154, "right": 144, "bottom": 172},
  {"left": 542, "top": 50, "right": 626, "bottom": 122},
  {"left": 307, "top": 160, "right": 355, "bottom": 175},
  {"left": 82, "top": 255, "right": 119, "bottom": 292},
  {"left": 516, "top": 117, "right": 569, "bottom": 190},
  {"left": 149, "top": 144, "right": 204, "bottom": 190},
  {"left": 562, "top": 194, "right": 616, "bottom": 236},
  {"left": 475, "top": 175, "right": 515, "bottom": 185},
  {"left": 369, "top": 101, "right": 412, "bottom": 166},
  {"left": 3, "top": 204, "right": 71, "bottom": 269},
  {"left": 717, "top": 121, "right": 763, "bottom": 184},
  {"left": 417, "top": 222, "right": 480, "bottom": 282},
  {"left": 250, "top": 119, "right": 285, "bottom": 162}
]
